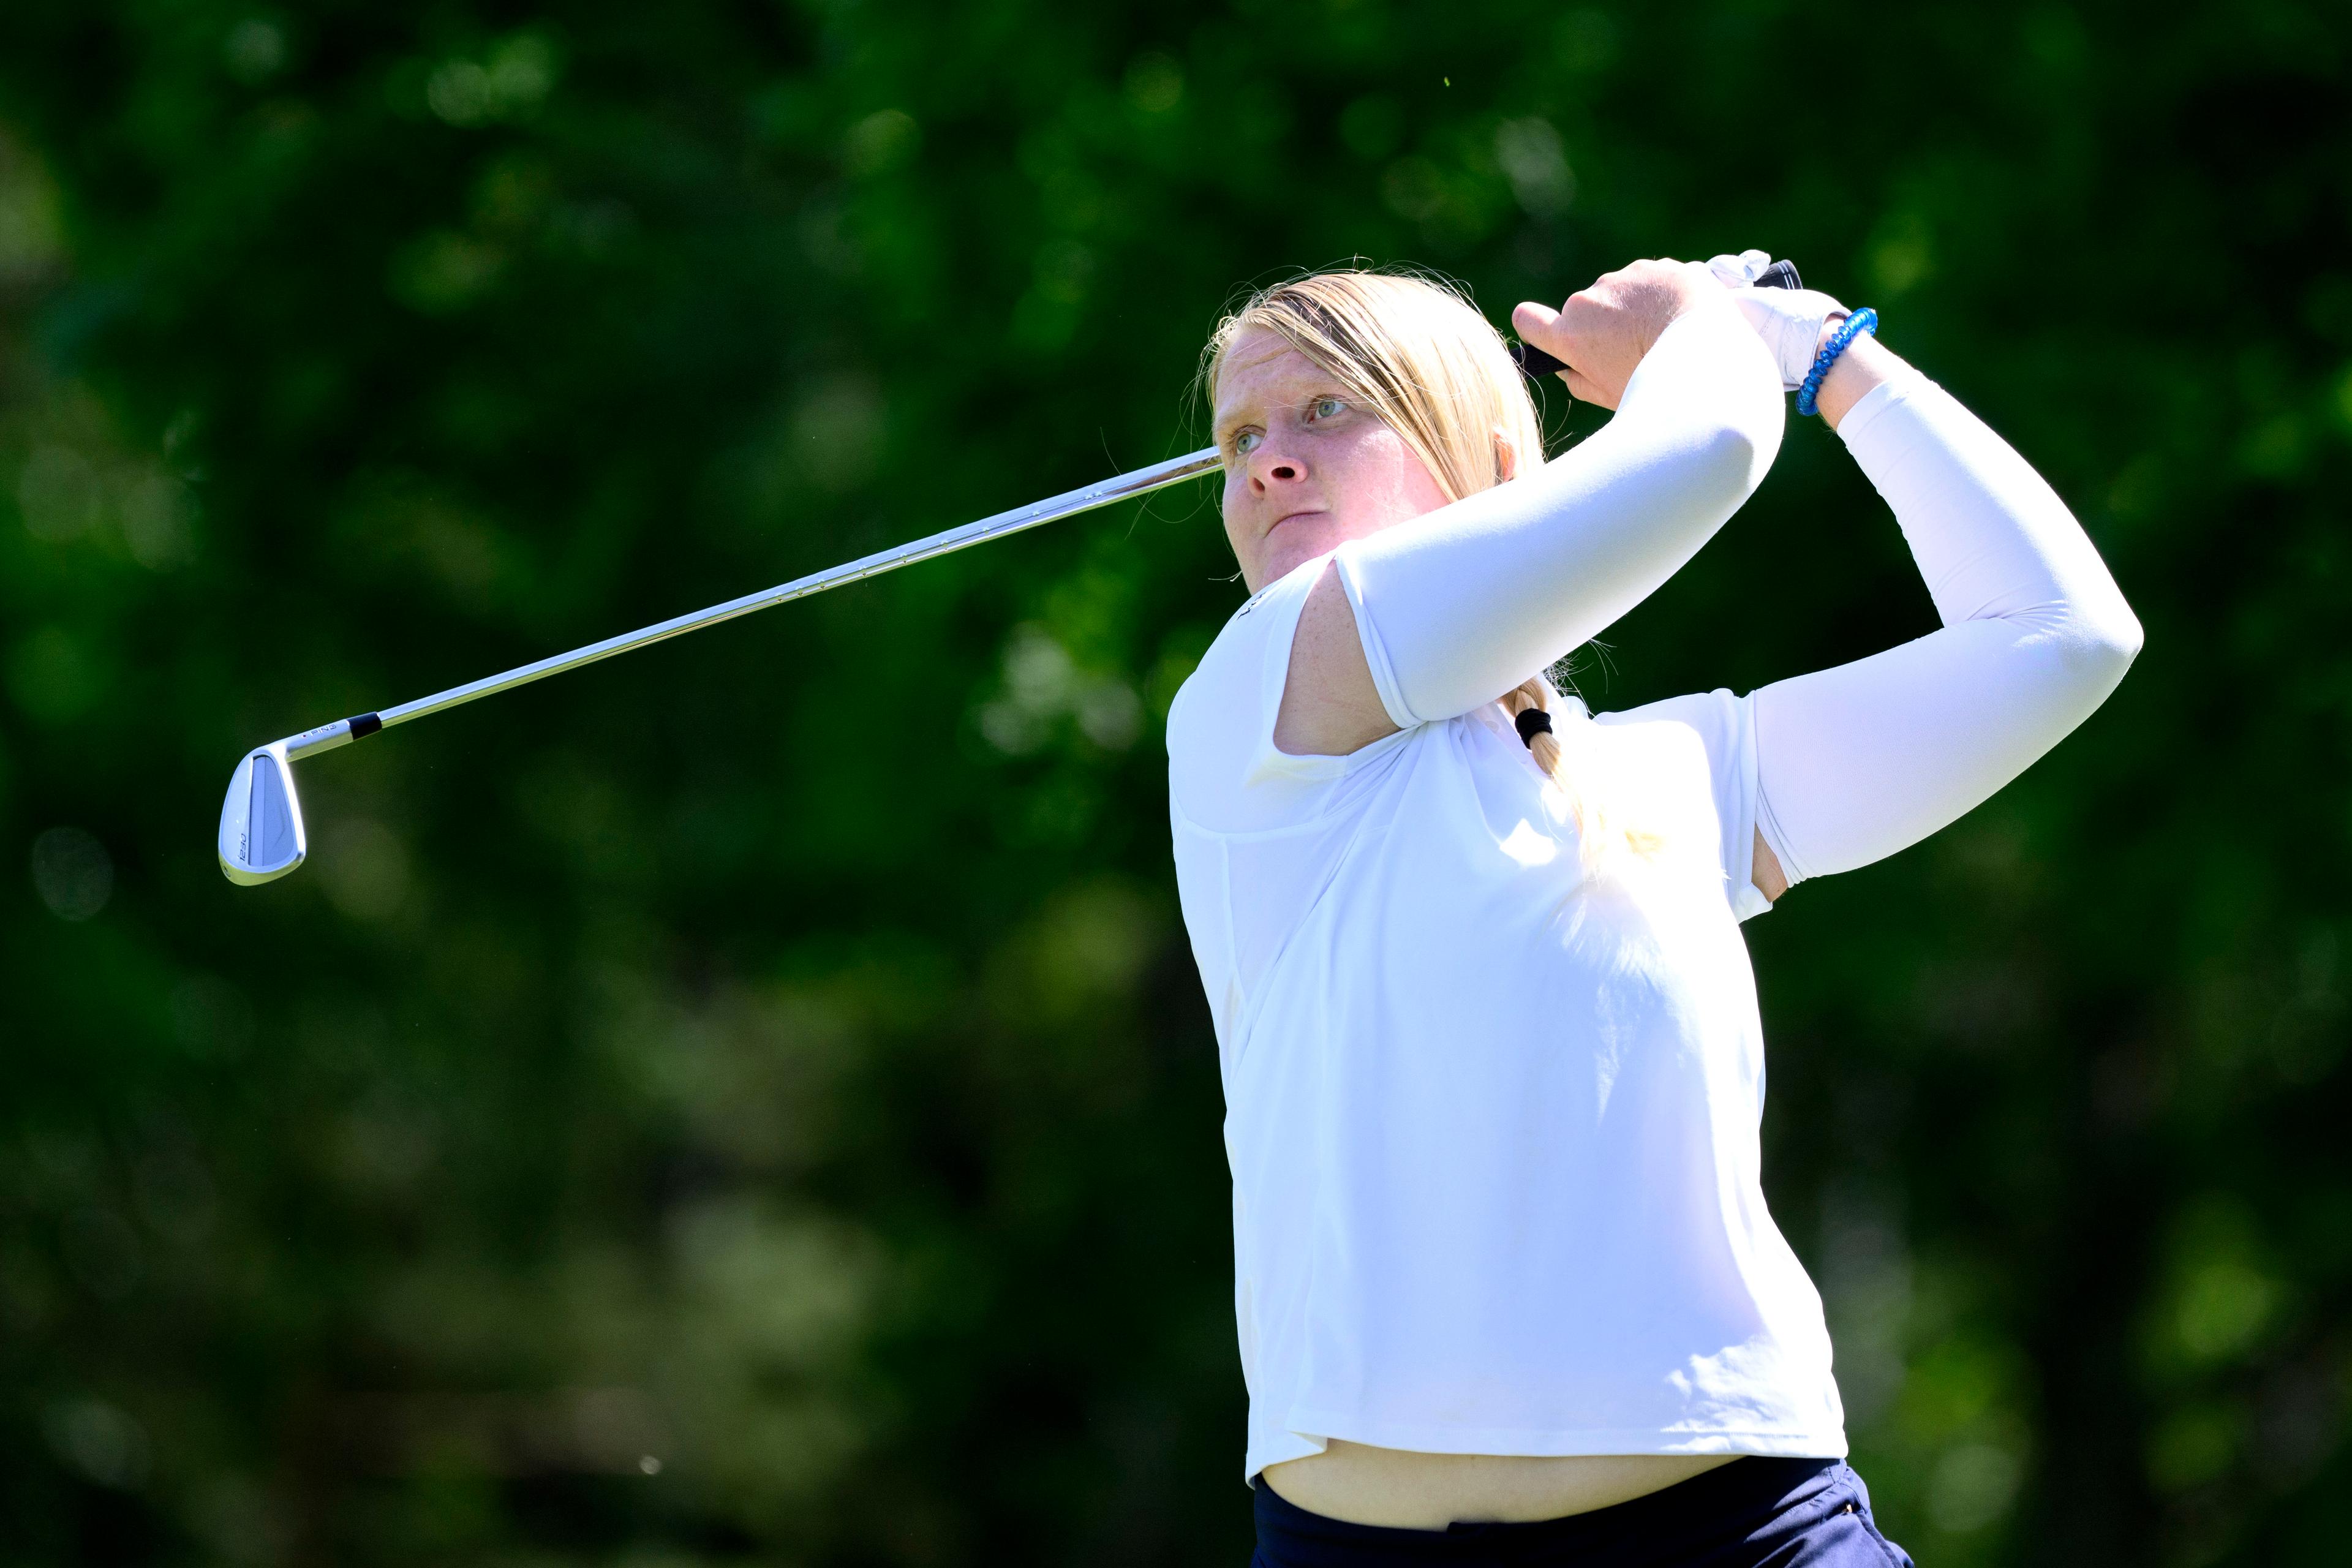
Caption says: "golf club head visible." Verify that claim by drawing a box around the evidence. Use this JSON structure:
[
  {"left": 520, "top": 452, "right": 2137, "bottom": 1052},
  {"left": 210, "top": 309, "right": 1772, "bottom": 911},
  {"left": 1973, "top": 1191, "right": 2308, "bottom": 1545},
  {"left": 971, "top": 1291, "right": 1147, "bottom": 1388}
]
[{"left": 218, "top": 744, "right": 307, "bottom": 885}]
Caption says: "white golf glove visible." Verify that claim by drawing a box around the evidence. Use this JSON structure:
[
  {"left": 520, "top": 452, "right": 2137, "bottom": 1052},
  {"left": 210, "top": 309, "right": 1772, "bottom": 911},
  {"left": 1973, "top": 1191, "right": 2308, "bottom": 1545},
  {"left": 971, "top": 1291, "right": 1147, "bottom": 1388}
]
[
  {"left": 1706, "top": 249, "right": 1776, "bottom": 287},
  {"left": 1706, "top": 250, "right": 1851, "bottom": 391}
]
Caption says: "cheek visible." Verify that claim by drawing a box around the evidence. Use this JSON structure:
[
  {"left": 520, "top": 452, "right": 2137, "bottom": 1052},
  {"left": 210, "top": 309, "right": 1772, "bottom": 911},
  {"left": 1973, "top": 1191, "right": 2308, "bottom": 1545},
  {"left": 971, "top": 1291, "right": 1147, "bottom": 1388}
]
[
  {"left": 1330, "top": 426, "right": 1441, "bottom": 519},
  {"left": 1399, "top": 447, "right": 1450, "bottom": 513},
  {"left": 1219, "top": 472, "right": 1251, "bottom": 549}
]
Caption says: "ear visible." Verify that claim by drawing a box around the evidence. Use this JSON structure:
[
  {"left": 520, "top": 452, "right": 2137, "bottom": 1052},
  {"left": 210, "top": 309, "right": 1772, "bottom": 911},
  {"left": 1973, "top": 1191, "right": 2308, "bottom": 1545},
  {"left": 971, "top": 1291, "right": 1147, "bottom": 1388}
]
[{"left": 1494, "top": 429, "right": 1520, "bottom": 484}]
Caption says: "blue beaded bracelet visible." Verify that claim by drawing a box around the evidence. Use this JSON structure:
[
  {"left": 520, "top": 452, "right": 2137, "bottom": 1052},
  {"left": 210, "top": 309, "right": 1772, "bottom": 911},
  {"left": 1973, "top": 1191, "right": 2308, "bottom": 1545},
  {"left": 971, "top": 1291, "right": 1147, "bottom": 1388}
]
[{"left": 1795, "top": 307, "right": 1879, "bottom": 418}]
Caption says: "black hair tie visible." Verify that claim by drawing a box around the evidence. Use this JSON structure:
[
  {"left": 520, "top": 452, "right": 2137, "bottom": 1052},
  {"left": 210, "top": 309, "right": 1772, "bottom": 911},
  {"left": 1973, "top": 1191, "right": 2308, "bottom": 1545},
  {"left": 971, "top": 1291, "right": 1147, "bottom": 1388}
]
[{"left": 1515, "top": 708, "right": 1554, "bottom": 747}]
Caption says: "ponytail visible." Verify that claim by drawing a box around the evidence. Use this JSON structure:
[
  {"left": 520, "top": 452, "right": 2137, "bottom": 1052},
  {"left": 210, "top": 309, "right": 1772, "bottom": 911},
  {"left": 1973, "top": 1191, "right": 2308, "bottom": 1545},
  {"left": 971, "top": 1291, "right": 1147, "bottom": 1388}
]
[{"left": 1499, "top": 678, "right": 1664, "bottom": 872}]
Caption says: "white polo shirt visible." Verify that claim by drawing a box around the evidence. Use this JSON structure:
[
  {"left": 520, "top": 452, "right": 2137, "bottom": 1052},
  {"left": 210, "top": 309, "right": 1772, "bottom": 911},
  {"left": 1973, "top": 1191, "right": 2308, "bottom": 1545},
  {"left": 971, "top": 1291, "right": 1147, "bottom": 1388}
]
[{"left": 1167, "top": 551, "right": 1846, "bottom": 1483}]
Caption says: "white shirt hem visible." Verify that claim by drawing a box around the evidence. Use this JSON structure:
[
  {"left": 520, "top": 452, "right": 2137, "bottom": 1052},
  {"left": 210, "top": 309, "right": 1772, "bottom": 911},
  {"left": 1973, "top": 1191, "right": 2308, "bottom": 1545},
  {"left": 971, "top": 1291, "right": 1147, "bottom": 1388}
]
[{"left": 1246, "top": 1418, "right": 1848, "bottom": 1483}]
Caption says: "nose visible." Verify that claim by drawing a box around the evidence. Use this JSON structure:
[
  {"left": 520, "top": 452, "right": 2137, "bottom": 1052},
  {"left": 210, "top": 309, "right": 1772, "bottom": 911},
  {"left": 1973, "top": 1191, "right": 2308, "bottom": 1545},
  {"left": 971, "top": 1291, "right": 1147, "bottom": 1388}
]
[{"left": 1247, "top": 436, "right": 1306, "bottom": 494}]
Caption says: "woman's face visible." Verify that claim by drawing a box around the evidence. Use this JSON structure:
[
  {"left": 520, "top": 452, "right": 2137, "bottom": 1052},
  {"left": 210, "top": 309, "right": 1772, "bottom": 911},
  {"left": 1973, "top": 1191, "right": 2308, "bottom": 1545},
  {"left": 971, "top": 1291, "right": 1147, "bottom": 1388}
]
[{"left": 1213, "top": 329, "right": 1451, "bottom": 593}]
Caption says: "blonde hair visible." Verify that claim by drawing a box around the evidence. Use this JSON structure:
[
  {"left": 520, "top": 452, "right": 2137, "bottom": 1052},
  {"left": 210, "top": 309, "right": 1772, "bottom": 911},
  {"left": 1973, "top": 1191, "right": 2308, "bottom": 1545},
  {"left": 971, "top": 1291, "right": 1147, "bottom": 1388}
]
[{"left": 1204, "top": 268, "right": 1660, "bottom": 869}]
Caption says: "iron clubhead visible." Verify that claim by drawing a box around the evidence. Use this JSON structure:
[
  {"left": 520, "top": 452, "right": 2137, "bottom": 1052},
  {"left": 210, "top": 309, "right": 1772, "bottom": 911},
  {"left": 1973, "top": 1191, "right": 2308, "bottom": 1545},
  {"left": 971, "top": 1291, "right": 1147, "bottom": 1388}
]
[{"left": 218, "top": 744, "right": 307, "bottom": 885}]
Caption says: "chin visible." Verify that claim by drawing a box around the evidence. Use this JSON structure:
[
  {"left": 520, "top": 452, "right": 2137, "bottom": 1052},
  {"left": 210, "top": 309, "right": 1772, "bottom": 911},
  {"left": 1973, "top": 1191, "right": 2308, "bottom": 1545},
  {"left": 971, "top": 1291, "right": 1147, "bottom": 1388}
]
[
  {"left": 1258, "top": 522, "right": 1349, "bottom": 582},
  {"left": 1251, "top": 541, "right": 1322, "bottom": 590}
]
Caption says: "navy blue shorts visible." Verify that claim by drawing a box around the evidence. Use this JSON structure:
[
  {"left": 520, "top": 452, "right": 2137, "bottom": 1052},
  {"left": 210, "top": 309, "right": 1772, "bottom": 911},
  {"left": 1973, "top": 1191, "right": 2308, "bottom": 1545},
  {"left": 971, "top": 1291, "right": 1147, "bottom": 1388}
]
[{"left": 1250, "top": 1457, "right": 1915, "bottom": 1567}]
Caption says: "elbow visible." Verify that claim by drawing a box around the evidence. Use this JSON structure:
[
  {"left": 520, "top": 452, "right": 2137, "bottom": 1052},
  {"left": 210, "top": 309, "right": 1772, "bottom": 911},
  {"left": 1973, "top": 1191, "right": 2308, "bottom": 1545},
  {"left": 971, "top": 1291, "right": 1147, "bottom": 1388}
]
[
  {"left": 2060, "top": 595, "right": 2145, "bottom": 704},
  {"left": 2088, "top": 584, "right": 2146, "bottom": 680},
  {"left": 2105, "top": 602, "right": 2146, "bottom": 672}
]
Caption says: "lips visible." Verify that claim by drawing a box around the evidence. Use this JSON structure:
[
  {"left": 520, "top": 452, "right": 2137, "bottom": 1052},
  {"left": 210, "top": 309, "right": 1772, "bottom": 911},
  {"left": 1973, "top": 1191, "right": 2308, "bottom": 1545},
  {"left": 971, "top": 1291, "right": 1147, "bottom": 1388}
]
[{"left": 1270, "top": 509, "right": 1325, "bottom": 532}]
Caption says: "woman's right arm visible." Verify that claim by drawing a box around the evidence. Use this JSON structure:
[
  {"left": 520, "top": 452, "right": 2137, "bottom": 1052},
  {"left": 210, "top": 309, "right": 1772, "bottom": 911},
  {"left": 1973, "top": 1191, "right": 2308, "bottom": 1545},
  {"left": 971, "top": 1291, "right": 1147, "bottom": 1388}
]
[{"left": 1273, "top": 262, "right": 1785, "bottom": 755}]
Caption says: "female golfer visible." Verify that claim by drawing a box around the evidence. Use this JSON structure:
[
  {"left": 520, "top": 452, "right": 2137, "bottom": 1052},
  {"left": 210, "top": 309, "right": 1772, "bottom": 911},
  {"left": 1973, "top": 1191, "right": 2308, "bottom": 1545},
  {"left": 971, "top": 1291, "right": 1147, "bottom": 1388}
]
[{"left": 1167, "top": 255, "right": 2141, "bottom": 1565}]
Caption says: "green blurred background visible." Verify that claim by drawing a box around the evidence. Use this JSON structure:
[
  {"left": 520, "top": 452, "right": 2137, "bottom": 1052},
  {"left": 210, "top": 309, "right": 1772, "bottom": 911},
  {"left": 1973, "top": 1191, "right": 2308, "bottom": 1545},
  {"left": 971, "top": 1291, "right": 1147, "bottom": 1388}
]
[{"left": 2, "top": 1, "right": 2346, "bottom": 1562}]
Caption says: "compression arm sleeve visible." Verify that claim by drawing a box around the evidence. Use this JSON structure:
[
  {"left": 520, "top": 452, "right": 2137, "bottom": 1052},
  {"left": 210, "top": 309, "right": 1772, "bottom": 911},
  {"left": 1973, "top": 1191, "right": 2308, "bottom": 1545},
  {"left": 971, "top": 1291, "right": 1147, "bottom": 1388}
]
[
  {"left": 1752, "top": 371, "right": 2145, "bottom": 885},
  {"left": 1330, "top": 298, "right": 1785, "bottom": 726}
]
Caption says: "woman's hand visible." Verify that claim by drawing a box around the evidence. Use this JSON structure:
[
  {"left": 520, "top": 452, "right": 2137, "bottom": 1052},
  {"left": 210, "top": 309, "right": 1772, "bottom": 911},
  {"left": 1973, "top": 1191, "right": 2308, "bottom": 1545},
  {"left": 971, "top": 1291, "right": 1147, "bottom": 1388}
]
[
  {"left": 1512, "top": 259, "right": 1719, "bottom": 409},
  {"left": 1702, "top": 251, "right": 1898, "bottom": 429},
  {"left": 1702, "top": 251, "right": 1853, "bottom": 393}
]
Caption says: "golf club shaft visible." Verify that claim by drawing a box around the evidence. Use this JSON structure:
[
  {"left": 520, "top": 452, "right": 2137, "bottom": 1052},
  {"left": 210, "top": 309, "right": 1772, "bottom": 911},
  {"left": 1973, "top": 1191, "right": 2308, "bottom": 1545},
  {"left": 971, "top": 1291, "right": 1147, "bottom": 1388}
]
[{"left": 277, "top": 446, "right": 1223, "bottom": 760}]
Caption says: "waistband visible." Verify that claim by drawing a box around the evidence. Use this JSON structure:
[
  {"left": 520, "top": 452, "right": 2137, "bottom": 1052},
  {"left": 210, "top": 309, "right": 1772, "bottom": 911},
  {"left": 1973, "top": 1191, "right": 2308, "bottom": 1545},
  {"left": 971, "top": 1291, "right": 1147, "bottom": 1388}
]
[{"left": 1251, "top": 1455, "right": 1855, "bottom": 1564}]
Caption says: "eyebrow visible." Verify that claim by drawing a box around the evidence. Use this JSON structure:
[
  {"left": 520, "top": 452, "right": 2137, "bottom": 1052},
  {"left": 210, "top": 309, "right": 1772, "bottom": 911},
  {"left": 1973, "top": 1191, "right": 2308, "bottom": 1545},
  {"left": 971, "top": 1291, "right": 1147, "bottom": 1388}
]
[
  {"left": 1213, "top": 375, "right": 1346, "bottom": 447},
  {"left": 1212, "top": 386, "right": 1269, "bottom": 445}
]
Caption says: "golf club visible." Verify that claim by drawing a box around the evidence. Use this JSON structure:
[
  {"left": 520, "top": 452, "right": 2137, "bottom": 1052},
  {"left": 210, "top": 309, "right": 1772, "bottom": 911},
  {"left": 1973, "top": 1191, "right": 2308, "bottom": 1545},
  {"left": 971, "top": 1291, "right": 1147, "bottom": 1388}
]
[
  {"left": 219, "top": 262, "right": 1804, "bottom": 888},
  {"left": 218, "top": 445, "right": 1224, "bottom": 885}
]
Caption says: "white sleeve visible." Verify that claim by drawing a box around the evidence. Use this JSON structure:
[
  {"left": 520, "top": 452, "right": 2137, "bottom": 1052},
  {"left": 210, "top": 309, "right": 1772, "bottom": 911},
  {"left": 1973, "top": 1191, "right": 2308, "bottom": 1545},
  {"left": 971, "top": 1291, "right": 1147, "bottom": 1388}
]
[
  {"left": 1329, "top": 299, "right": 1785, "bottom": 728},
  {"left": 1752, "top": 370, "right": 2144, "bottom": 886},
  {"left": 1596, "top": 687, "right": 1774, "bottom": 922}
]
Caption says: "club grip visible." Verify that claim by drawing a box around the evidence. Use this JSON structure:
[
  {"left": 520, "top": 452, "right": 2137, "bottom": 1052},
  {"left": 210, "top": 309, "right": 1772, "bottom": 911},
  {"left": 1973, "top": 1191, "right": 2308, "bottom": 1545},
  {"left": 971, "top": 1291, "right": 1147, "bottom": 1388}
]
[{"left": 1510, "top": 258, "right": 1804, "bottom": 382}]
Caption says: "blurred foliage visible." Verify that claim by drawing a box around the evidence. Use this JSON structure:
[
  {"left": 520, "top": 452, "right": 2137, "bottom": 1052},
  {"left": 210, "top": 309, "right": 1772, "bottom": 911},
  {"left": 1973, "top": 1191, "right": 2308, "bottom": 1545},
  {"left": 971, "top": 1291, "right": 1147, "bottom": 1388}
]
[{"left": 1, "top": 1, "right": 2348, "bottom": 1564}]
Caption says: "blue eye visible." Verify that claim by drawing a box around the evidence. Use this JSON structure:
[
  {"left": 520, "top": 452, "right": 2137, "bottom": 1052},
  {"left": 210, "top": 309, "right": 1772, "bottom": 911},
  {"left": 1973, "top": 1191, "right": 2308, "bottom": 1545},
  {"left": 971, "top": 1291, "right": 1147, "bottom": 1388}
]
[
  {"left": 1311, "top": 397, "right": 1344, "bottom": 420},
  {"left": 1234, "top": 431, "right": 1262, "bottom": 456}
]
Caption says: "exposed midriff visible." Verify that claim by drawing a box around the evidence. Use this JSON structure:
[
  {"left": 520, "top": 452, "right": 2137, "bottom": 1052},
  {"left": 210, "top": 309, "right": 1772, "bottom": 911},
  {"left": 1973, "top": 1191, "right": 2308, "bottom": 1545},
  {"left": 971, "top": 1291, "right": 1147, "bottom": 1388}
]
[{"left": 1262, "top": 1442, "right": 1738, "bottom": 1530}]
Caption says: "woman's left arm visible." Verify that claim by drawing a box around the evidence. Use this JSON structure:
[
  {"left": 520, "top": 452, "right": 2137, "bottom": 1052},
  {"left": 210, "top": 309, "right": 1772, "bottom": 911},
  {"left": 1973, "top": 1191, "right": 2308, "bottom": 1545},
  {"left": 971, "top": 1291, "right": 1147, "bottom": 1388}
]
[{"left": 1747, "top": 331, "right": 2145, "bottom": 898}]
